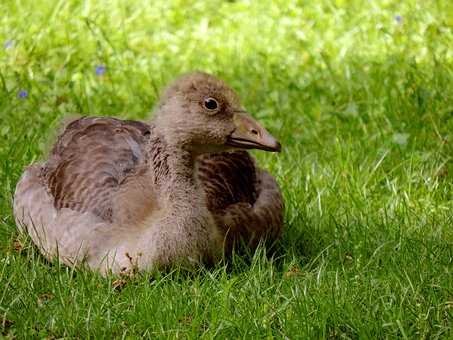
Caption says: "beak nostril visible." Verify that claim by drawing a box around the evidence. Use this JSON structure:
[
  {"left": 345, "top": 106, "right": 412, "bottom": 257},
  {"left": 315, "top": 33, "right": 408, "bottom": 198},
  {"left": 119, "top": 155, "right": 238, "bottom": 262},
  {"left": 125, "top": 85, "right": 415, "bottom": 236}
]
[{"left": 251, "top": 129, "right": 258, "bottom": 136}]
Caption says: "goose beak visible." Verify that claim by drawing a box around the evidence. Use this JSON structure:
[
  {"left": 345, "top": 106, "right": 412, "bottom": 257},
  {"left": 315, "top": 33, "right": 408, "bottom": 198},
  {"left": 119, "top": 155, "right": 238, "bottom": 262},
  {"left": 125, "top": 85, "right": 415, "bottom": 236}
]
[{"left": 226, "top": 112, "right": 281, "bottom": 152}]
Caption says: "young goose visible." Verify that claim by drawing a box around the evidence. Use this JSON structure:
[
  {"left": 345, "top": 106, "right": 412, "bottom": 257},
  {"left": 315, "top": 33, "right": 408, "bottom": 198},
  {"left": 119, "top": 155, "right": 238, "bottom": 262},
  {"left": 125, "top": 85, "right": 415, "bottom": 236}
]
[{"left": 13, "top": 72, "right": 283, "bottom": 274}]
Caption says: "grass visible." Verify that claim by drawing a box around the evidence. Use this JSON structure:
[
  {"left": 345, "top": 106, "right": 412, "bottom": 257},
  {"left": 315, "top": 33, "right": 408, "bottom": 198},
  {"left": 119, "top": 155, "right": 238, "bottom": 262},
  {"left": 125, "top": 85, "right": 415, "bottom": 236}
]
[{"left": 1, "top": 0, "right": 452, "bottom": 338}]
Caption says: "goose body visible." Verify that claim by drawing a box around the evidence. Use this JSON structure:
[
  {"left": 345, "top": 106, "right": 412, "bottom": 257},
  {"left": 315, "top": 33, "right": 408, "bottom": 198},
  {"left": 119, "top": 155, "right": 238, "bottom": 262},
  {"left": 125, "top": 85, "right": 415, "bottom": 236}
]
[{"left": 13, "top": 72, "right": 283, "bottom": 274}]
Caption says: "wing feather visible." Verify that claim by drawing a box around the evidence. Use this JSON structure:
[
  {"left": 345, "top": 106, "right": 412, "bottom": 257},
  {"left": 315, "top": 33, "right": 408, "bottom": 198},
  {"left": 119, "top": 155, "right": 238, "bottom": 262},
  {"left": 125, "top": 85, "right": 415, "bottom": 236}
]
[
  {"left": 42, "top": 117, "right": 151, "bottom": 222},
  {"left": 197, "top": 151, "right": 283, "bottom": 252}
]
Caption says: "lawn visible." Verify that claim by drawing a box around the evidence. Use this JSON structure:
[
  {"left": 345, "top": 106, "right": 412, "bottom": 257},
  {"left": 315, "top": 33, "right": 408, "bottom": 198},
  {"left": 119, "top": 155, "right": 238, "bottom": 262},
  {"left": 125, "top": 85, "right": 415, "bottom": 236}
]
[{"left": 1, "top": 0, "right": 452, "bottom": 338}]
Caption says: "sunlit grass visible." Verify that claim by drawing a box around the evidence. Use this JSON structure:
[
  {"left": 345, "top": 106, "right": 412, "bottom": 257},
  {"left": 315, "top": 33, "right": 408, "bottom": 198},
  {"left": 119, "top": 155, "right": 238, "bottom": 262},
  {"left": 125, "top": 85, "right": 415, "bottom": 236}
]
[{"left": 1, "top": 0, "right": 452, "bottom": 338}]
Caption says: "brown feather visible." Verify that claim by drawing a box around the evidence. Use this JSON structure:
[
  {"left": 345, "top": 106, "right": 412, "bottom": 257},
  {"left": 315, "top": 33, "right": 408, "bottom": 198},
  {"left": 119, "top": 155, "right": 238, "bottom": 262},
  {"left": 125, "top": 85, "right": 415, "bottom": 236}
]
[
  {"left": 198, "top": 152, "right": 283, "bottom": 253},
  {"left": 42, "top": 117, "right": 152, "bottom": 223}
]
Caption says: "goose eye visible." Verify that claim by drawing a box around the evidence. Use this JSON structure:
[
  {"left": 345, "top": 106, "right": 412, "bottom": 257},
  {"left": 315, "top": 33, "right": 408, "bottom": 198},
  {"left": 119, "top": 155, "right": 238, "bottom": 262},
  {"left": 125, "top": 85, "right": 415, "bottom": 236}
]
[{"left": 203, "top": 98, "right": 218, "bottom": 111}]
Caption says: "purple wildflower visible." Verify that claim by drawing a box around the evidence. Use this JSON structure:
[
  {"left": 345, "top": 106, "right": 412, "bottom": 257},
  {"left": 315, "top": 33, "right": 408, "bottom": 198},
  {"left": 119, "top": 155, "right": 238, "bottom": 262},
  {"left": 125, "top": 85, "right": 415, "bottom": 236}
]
[
  {"left": 95, "top": 65, "right": 106, "bottom": 76},
  {"left": 395, "top": 15, "right": 403, "bottom": 24},
  {"left": 17, "top": 90, "right": 28, "bottom": 99},
  {"left": 4, "top": 40, "right": 14, "bottom": 49}
]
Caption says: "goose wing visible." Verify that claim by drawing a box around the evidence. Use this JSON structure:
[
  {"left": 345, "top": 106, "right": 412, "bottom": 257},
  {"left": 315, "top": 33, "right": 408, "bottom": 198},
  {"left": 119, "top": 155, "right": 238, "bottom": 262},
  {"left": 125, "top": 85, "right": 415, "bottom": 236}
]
[
  {"left": 197, "top": 151, "right": 257, "bottom": 211},
  {"left": 42, "top": 117, "right": 152, "bottom": 223},
  {"left": 197, "top": 151, "right": 283, "bottom": 252}
]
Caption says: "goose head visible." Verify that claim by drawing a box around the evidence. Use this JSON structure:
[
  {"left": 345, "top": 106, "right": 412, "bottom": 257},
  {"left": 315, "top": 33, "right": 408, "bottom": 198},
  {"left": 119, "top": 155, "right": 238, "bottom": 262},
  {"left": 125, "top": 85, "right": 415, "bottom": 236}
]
[{"left": 153, "top": 72, "right": 281, "bottom": 155}]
